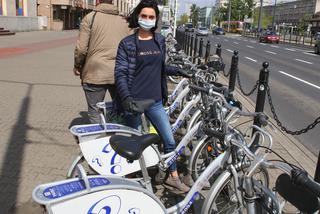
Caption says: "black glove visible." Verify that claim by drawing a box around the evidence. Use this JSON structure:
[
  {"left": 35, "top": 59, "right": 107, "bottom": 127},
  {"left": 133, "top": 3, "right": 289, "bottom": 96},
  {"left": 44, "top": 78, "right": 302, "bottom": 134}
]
[
  {"left": 177, "top": 69, "right": 192, "bottom": 78},
  {"left": 122, "top": 97, "right": 135, "bottom": 113}
]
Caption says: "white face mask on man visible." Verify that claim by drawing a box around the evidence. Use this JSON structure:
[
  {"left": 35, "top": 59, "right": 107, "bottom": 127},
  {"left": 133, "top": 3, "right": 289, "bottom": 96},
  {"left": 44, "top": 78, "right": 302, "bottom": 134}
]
[{"left": 138, "top": 18, "right": 156, "bottom": 31}]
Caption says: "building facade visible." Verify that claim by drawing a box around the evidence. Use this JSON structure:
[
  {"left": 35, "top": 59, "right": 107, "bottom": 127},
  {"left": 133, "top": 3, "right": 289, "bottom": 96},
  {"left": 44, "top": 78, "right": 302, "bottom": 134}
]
[
  {"left": 199, "top": 6, "right": 214, "bottom": 28},
  {"left": 0, "top": 0, "right": 39, "bottom": 31},
  {"left": 0, "top": 0, "right": 132, "bottom": 31}
]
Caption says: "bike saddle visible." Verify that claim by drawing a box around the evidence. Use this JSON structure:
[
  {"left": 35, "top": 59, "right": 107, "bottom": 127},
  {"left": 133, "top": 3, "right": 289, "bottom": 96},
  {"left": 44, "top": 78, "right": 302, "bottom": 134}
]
[
  {"left": 275, "top": 173, "right": 319, "bottom": 213},
  {"left": 110, "top": 134, "right": 160, "bottom": 161},
  {"left": 132, "top": 99, "right": 155, "bottom": 113}
]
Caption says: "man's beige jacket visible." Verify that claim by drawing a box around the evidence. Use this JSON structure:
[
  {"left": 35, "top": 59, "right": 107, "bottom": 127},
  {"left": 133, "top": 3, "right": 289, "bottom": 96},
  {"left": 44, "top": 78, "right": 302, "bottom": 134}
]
[{"left": 74, "top": 3, "right": 130, "bottom": 85}]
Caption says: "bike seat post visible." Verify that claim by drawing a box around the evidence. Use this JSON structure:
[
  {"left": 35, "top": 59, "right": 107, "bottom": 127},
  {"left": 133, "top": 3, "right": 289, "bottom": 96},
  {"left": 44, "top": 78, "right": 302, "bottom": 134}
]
[{"left": 139, "top": 154, "right": 153, "bottom": 193}]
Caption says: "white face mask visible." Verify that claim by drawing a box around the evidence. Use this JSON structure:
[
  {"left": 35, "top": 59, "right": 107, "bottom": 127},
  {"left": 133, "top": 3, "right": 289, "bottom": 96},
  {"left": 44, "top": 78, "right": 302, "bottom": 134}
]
[{"left": 138, "top": 17, "right": 156, "bottom": 31}]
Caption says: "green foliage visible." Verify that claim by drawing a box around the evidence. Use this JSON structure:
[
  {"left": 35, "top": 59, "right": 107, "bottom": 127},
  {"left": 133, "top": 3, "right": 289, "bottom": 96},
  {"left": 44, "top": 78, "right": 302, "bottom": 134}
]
[
  {"left": 214, "top": 0, "right": 255, "bottom": 22},
  {"left": 297, "top": 14, "right": 312, "bottom": 34},
  {"left": 252, "top": 8, "right": 272, "bottom": 29},
  {"left": 190, "top": 4, "right": 200, "bottom": 27},
  {"left": 178, "top": 13, "right": 189, "bottom": 26}
]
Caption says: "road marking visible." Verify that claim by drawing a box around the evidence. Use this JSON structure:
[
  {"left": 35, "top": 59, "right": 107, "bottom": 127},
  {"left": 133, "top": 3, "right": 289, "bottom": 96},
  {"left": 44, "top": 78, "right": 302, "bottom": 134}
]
[
  {"left": 303, "top": 52, "right": 317, "bottom": 56},
  {"left": 246, "top": 45, "right": 254, "bottom": 48},
  {"left": 285, "top": 48, "right": 296, "bottom": 52},
  {"left": 279, "top": 71, "right": 320, "bottom": 90},
  {"left": 244, "top": 39, "right": 248, "bottom": 42},
  {"left": 224, "top": 39, "right": 229, "bottom": 42},
  {"left": 245, "top": 56, "right": 257, "bottom": 62},
  {"left": 265, "top": 50, "right": 277, "bottom": 55},
  {"left": 250, "top": 41, "right": 257, "bottom": 43},
  {"left": 295, "top": 58, "right": 313, "bottom": 64},
  {"left": 259, "top": 43, "right": 266, "bottom": 46},
  {"left": 270, "top": 45, "right": 279, "bottom": 48},
  {"left": 226, "top": 49, "right": 233, "bottom": 53},
  {"left": 233, "top": 42, "right": 239, "bottom": 44}
]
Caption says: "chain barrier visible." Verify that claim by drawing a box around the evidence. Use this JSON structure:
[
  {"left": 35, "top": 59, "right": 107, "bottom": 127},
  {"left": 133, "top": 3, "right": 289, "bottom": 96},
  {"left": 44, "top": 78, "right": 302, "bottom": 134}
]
[
  {"left": 236, "top": 71, "right": 259, "bottom": 96},
  {"left": 267, "top": 85, "right": 320, "bottom": 135}
]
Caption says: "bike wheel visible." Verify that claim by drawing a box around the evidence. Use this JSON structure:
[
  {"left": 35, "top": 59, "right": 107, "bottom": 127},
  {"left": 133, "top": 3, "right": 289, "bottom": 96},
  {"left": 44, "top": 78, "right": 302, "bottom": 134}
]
[
  {"left": 201, "top": 172, "right": 241, "bottom": 214},
  {"left": 190, "top": 137, "right": 269, "bottom": 186}
]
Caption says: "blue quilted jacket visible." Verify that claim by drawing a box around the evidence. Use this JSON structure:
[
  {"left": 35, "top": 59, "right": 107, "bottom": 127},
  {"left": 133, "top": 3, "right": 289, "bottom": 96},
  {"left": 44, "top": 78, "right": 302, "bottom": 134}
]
[{"left": 114, "top": 31, "right": 179, "bottom": 111}]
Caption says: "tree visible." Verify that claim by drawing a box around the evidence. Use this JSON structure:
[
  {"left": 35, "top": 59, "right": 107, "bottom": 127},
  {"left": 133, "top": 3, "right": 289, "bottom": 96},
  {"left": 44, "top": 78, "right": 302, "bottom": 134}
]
[
  {"left": 190, "top": 4, "right": 200, "bottom": 27},
  {"left": 214, "top": 0, "right": 255, "bottom": 23},
  {"left": 178, "top": 13, "right": 189, "bottom": 26},
  {"left": 253, "top": 8, "right": 272, "bottom": 29}
]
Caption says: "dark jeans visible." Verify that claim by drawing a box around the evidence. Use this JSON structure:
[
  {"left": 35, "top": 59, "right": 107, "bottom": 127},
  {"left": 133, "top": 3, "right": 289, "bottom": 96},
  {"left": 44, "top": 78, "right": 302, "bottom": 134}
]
[
  {"left": 124, "top": 101, "right": 177, "bottom": 171},
  {"left": 82, "top": 83, "right": 116, "bottom": 124}
]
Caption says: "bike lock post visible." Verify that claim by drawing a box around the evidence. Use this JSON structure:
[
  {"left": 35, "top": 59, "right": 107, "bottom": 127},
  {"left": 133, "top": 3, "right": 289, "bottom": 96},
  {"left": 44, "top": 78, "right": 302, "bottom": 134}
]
[
  {"left": 183, "top": 32, "right": 188, "bottom": 53},
  {"left": 198, "top": 38, "right": 204, "bottom": 65},
  {"left": 193, "top": 35, "right": 198, "bottom": 63},
  {"left": 251, "top": 62, "right": 270, "bottom": 149},
  {"left": 315, "top": 151, "right": 320, "bottom": 183},
  {"left": 216, "top": 43, "right": 222, "bottom": 58},
  {"left": 189, "top": 34, "right": 194, "bottom": 57},
  {"left": 228, "top": 50, "right": 239, "bottom": 94},
  {"left": 205, "top": 40, "right": 211, "bottom": 63}
]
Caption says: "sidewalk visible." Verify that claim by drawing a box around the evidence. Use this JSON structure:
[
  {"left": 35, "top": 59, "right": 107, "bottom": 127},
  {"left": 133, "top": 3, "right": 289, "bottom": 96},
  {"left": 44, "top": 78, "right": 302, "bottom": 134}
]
[{"left": 0, "top": 31, "right": 317, "bottom": 214}]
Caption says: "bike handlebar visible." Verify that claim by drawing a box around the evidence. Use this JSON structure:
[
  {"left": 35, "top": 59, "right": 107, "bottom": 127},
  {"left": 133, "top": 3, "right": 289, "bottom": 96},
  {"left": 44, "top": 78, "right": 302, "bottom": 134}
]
[{"left": 292, "top": 169, "right": 320, "bottom": 198}]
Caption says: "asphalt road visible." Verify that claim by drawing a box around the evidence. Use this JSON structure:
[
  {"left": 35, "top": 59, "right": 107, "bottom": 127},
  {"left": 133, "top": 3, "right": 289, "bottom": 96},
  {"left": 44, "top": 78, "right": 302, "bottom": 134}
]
[{"left": 187, "top": 32, "right": 320, "bottom": 155}]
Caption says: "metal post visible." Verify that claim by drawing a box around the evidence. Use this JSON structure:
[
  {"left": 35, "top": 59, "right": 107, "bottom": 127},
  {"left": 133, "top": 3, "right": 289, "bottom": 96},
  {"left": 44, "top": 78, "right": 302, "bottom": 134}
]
[
  {"left": 205, "top": 40, "right": 211, "bottom": 62},
  {"left": 193, "top": 36, "right": 198, "bottom": 63},
  {"left": 272, "top": 0, "right": 277, "bottom": 31},
  {"left": 228, "top": 51, "right": 239, "bottom": 94},
  {"left": 186, "top": 33, "right": 190, "bottom": 54},
  {"left": 198, "top": 38, "right": 204, "bottom": 65},
  {"left": 251, "top": 62, "right": 270, "bottom": 149},
  {"left": 227, "top": 0, "right": 231, "bottom": 32},
  {"left": 257, "top": 0, "right": 263, "bottom": 32},
  {"left": 216, "top": 43, "right": 222, "bottom": 58},
  {"left": 189, "top": 35, "right": 194, "bottom": 57},
  {"left": 289, "top": 31, "right": 292, "bottom": 43},
  {"left": 184, "top": 32, "right": 188, "bottom": 52},
  {"left": 315, "top": 151, "right": 320, "bottom": 183}
]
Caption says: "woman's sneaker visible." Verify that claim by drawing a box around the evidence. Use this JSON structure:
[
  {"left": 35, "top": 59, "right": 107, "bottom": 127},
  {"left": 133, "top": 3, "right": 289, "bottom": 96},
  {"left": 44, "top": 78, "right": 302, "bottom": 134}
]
[{"left": 165, "top": 176, "right": 190, "bottom": 193}]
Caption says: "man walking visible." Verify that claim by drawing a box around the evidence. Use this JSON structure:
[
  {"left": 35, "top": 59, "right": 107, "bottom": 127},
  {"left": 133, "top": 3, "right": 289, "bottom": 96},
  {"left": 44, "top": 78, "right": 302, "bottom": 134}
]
[{"left": 74, "top": 0, "right": 130, "bottom": 123}]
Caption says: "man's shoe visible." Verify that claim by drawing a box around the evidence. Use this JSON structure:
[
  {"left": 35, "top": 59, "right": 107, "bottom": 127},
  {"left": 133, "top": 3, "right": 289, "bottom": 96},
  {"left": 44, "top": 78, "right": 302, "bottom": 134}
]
[{"left": 165, "top": 176, "right": 190, "bottom": 193}]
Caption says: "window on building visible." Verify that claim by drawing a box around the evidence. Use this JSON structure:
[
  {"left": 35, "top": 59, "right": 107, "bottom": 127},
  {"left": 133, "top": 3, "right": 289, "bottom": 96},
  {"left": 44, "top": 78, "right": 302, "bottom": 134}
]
[
  {"left": 0, "top": 0, "right": 3, "bottom": 16},
  {"left": 16, "top": 0, "right": 23, "bottom": 16}
]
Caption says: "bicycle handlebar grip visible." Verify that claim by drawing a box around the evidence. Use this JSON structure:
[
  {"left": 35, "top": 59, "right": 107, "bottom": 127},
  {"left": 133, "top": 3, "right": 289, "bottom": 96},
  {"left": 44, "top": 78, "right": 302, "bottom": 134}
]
[
  {"left": 292, "top": 169, "right": 320, "bottom": 198},
  {"left": 189, "top": 84, "right": 209, "bottom": 94},
  {"left": 202, "top": 127, "right": 225, "bottom": 142}
]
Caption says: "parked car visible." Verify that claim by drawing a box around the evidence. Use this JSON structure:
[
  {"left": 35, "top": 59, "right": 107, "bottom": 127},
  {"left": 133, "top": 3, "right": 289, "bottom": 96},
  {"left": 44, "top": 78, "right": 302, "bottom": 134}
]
[
  {"left": 185, "top": 23, "right": 194, "bottom": 32},
  {"left": 160, "top": 25, "right": 173, "bottom": 38},
  {"left": 196, "top": 27, "right": 209, "bottom": 36},
  {"left": 315, "top": 33, "right": 320, "bottom": 54},
  {"left": 259, "top": 31, "right": 280, "bottom": 43},
  {"left": 212, "top": 27, "right": 225, "bottom": 35}
]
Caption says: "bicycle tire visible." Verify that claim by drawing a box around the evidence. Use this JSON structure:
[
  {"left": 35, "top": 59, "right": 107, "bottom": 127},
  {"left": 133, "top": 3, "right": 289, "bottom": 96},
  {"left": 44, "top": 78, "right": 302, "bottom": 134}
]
[
  {"left": 201, "top": 171, "right": 240, "bottom": 214},
  {"left": 168, "top": 76, "right": 180, "bottom": 84},
  {"left": 190, "top": 136, "right": 269, "bottom": 187}
]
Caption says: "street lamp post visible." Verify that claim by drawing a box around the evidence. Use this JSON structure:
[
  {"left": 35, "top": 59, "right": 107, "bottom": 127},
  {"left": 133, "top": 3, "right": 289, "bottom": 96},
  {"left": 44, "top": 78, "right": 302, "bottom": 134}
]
[
  {"left": 227, "top": 0, "right": 231, "bottom": 32},
  {"left": 272, "top": 0, "right": 277, "bottom": 31},
  {"left": 257, "top": 0, "right": 263, "bottom": 31},
  {"left": 173, "top": 0, "right": 178, "bottom": 37}
]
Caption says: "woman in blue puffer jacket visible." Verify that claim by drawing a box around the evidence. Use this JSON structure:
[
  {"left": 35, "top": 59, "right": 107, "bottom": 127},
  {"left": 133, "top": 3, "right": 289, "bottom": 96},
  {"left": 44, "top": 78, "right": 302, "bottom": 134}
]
[{"left": 114, "top": 0, "right": 190, "bottom": 193}]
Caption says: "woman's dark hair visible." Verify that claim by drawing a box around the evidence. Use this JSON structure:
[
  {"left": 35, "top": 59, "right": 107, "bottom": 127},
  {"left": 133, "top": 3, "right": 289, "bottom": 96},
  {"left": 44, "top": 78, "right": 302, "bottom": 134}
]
[{"left": 126, "top": 0, "right": 160, "bottom": 32}]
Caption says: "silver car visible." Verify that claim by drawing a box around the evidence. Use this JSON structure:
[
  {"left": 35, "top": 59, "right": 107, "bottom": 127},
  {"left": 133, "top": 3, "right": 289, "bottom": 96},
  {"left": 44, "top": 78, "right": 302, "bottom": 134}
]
[{"left": 196, "top": 27, "right": 209, "bottom": 36}]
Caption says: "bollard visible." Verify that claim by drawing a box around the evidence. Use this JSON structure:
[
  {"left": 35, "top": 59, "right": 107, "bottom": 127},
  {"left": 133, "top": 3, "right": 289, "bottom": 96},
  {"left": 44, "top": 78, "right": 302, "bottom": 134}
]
[
  {"left": 315, "top": 151, "right": 320, "bottom": 183},
  {"left": 251, "top": 62, "right": 270, "bottom": 149},
  {"left": 189, "top": 35, "right": 194, "bottom": 57},
  {"left": 204, "top": 40, "right": 211, "bottom": 63},
  {"left": 216, "top": 44, "right": 222, "bottom": 58},
  {"left": 184, "top": 32, "right": 188, "bottom": 52},
  {"left": 228, "top": 51, "right": 239, "bottom": 94},
  {"left": 193, "top": 36, "right": 198, "bottom": 63},
  {"left": 198, "top": 38, "right": 204, "bottom": 65}
]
